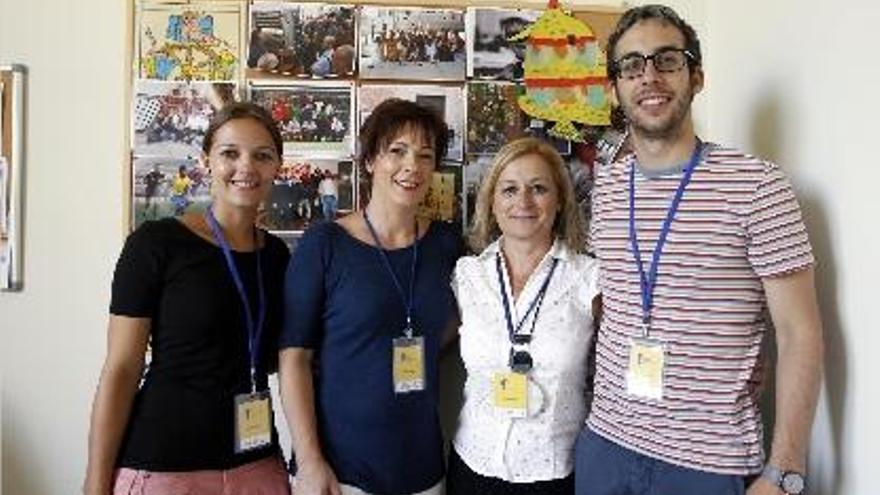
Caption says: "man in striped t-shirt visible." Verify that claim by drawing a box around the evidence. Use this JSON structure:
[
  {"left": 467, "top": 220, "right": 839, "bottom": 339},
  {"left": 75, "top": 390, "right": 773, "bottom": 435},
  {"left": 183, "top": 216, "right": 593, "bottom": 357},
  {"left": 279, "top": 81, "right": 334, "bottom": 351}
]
[{"left": 575, "top": 5, "right": 824, "bottom": 495}]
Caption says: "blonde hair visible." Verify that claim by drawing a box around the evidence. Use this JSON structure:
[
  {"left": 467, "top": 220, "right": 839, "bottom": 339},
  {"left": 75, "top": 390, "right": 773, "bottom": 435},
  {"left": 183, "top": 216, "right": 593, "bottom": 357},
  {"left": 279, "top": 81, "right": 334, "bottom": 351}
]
[{"left": 468, "top": 137, "right": 587, "bottom": 253}]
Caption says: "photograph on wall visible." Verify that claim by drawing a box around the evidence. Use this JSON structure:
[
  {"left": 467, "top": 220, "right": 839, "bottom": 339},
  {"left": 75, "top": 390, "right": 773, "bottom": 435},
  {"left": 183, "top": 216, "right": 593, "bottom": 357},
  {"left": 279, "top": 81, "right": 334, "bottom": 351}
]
[
  {"left": 133, "top": 81, "right": 236, "bottom": 158},
  {"left": 358, "top": 83, "right": 464, "bottom": 161},
  {"left": 464, "top": 154, "right": 494, "bottom": 228},
  {"left": 261, "top": 158, "right": 354, "bottom": 232},
  {"left": 466, "top": 7, "right": 539, "bottom": 80},
  {"left": 247, "top": 2, "right": 356, "bottom": 79},
  {"left": 132, "top": 156, "right": 211, "bottom": 229},
  {"left": 358, "top": 6, "right": 466, "bottom": 81},
  {"left": 138, "top": 1, "right": 242, "bottom": 81},
  {"left": 467, "top": 81, "right": 528, "bottom": 155},
  {"left": 418, "top": 162, "right": 463, "bottom": 227},
  {"left": 467, "top": 81, "right": 571, "bottom": 156},
  {"left": 250, "top": 82, "right": 355, "bottom": 157}
]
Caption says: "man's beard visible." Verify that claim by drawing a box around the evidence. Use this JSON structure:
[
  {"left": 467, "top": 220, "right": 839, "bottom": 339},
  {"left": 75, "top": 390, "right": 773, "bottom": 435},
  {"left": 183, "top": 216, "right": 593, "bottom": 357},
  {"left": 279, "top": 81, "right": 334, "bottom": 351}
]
[{"left": 621, "top": 85, "right": 695, "bottom": 141}]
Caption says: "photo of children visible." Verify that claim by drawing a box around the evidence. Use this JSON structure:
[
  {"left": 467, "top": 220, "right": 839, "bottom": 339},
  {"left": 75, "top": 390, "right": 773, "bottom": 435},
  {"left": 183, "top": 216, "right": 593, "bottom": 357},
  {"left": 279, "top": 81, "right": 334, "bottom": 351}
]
[
  {"left": 358, "top": 6, "right": 466, "bottom": 81},
  {"left": 138, "top": 3, "right": 241, "bottom": 81},
  {"left": 467, "top": 7, "right": 539, "bottom": 80},
  {"left": 133, "top": 81, "right": 236, "bottom": 157},
  {"left": 250, "top": 82, "right": 354, "bottom": 157},
  {"left": 132, "top": 156, "right": 211, "bottom": 229},
  {"left": 418, "top": 162, "right": 463, "bottom": 227},
  {"left": 261, "top": 158, "right": 354, "bottom": 232},
  {"left": 247, "top": 2, "right": 356, "bottom": 79},
  {"left": 358, "top": 84, "right": 464, "bottom": 161}
]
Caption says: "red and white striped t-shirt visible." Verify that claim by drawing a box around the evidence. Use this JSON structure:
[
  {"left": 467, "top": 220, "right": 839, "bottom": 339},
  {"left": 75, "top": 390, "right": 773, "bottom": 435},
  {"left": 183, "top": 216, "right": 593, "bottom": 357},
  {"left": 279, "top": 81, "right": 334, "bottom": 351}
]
[{"left": 587, "top": 144, "right": 814, "bottom": 475}]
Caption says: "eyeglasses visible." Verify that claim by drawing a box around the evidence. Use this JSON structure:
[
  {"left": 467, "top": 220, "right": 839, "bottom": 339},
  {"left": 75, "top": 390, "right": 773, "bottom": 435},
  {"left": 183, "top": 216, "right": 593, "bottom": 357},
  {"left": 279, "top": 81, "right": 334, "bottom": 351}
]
[{"left": 613, "top": 47, "right": 694, "bottom": 80}]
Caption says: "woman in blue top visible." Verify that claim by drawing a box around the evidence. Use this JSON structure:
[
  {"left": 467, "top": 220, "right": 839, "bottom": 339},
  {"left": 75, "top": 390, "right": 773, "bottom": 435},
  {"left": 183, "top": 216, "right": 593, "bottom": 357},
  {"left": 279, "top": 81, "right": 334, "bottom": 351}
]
[{"left": 278, "top": 99, "right": 462, "bottom": 495}]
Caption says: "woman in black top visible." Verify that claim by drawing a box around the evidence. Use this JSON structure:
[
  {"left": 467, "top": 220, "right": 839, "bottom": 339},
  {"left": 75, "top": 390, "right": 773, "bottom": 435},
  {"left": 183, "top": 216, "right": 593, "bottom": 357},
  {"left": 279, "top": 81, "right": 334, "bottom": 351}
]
[{"left": 84, "top": 103, "right": 291, "bottom": 494}]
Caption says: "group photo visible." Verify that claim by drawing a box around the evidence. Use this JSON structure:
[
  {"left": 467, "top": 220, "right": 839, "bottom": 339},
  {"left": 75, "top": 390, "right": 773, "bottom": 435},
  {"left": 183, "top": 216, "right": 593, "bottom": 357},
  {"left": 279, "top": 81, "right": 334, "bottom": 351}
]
[
  {"left": 247, "top": 2, "right": 356, "bottom": 78},
  {"left": 6, "top": 0, "right": 879, "bottom": 479},
  {"left": 99, "top": 3, "right": 825, "bottom": 495},
  {"left": 262, "top": 158, "right": 354, "bottom": 232},
  {"left": 358, "top": 6, "right": 467, "bottom": 80}
]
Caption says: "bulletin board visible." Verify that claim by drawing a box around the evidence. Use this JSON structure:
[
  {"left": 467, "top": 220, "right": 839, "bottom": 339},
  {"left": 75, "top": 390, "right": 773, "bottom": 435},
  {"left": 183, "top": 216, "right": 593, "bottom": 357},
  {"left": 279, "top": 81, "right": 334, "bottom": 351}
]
[{"left": 124, "top": 0, "right": 624, "bottom": 250}]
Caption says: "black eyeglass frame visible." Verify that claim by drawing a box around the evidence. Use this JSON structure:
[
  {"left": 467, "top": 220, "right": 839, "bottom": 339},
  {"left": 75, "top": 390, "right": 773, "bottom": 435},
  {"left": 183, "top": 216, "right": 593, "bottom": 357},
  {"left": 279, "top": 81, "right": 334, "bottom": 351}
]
[{"left": 612, "top": 47, "right": 696, "bottom": 80}]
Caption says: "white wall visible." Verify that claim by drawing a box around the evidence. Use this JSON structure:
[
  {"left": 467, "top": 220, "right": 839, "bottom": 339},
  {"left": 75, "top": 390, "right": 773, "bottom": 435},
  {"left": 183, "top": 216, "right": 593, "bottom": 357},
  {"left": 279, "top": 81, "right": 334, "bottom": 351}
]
[
  {"left": 705, "top": 1, "right": 880, "bottom": 493},
  {"left": 0, "top": 0, "right": 128, "bottom": 492},
  {"left": 4, "top": 0, "right": 876, "bottom": 493}
]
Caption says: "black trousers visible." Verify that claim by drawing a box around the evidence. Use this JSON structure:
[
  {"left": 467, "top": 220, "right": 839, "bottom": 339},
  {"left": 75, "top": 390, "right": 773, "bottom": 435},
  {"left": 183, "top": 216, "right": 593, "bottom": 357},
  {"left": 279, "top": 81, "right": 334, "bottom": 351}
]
[{"left": 446, "top": 448, "right": 575, "bottom": 495}]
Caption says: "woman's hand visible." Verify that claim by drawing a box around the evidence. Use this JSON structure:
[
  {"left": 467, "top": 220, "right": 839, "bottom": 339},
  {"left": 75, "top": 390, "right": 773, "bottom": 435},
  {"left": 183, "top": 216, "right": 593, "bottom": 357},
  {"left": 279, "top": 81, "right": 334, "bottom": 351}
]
[{"left": 293, "top": 456, "right": 342, "bottom": 495}]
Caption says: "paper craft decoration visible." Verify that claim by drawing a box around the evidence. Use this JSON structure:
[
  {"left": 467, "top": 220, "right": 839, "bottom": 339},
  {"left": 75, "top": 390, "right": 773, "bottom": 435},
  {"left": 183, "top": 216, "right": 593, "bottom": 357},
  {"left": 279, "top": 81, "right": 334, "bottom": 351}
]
[
  {"left": 511, "top": 0, "right": 611, "bottom": 141},
  {"left": 139, "top": 3, "right": 241, "bottom": 81}
]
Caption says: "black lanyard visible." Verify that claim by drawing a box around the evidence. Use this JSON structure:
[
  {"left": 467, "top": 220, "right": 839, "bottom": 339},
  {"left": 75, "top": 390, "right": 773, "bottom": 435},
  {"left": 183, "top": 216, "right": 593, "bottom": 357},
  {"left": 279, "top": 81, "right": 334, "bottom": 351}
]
[
  {"left": 495, "top": 252, "right": 559, "bottom": 346},
  {"left": 363, "top": 210, "right": 419, "bottom": 338},
  {"left": 205, "top": 206, "right": 265, "bottom": 393}
]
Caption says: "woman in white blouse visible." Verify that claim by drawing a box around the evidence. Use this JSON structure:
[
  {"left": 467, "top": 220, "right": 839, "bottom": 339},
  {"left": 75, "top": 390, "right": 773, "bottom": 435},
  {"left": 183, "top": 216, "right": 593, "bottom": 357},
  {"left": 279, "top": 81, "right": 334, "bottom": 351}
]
[{"left": 447, "top": 137, "right": 600, "bottom": 494}]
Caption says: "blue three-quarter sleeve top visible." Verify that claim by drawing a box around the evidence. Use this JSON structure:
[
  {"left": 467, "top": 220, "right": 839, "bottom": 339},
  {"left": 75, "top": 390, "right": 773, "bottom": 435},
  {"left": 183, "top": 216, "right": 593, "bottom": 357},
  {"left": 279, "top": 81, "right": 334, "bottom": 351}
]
[{"left": 279, "top": 220, "right": 461, "bottom": 495}]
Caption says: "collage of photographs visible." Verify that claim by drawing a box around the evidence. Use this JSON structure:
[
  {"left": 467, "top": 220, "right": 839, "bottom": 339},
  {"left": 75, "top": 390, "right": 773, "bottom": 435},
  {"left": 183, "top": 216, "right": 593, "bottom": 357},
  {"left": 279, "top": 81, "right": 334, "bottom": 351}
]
[{"left": 131, "top": 1, "right": 615, "bottom": 252}]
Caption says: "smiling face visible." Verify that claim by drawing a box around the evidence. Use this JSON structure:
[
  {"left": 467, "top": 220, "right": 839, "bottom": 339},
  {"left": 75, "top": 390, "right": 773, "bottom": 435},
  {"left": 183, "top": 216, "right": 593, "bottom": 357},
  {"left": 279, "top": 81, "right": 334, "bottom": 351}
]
[
  {"left": 203, "top": 117, "right": 281, "bottom": 213},
  {"left": 610, "top": 18, "right": 703, "bottom": 141},
  {"left": 492, "top": 153, "right": 560, "bottom": 246},
  {"left": 367, "top": 125, "right": 437, "bottom": 210}
]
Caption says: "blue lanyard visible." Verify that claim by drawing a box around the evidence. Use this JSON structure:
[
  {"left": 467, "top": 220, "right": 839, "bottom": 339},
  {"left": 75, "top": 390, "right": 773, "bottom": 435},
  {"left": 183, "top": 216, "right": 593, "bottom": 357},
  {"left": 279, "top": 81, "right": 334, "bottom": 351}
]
[
  {"left": 629, "top": 142, "right": 703, "bottom": 336},
  {"left": 363, "top": 210, "right": 419, "bottom": 338},
  {"left": 205, "top": 207, "right": 266, "bottom": 393},
  {"left": 495, "top": 251, "right": 559, "bottom": 345}
]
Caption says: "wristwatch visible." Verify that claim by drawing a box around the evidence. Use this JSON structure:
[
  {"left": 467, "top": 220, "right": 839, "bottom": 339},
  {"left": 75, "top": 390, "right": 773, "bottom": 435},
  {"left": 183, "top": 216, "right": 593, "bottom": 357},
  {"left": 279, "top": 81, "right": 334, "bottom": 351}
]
[{"left": 761, "top": 464, "right": 806, "bottom": 494}]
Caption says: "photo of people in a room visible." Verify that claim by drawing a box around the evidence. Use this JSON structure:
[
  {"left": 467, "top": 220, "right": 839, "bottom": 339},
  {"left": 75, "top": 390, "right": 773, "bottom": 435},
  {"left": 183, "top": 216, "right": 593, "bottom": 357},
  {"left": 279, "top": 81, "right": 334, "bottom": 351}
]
[
  {"left": 358, "top": 6, "right": 466, "bottom": 81},
  {"left": 261, "top": 158, "right": 354, "bottom": 232},
  {"left": 247, "top": 2, "right": 356, "bottom": 79},
  {"left": 133, "top": 81, "right": 236, "bottom": 157},
  {"left": 250, "top": 82, "right": 354, "bottom": 156}
]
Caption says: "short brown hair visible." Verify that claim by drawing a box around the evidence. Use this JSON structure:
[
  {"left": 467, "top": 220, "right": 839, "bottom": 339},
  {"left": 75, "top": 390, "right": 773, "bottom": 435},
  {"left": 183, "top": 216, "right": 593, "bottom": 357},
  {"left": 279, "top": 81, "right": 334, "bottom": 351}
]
[
  {"left": 469, "top": 137, "right": 586, "bottom": 253},
  {"left": 358, "top": 98, "right": 449, "bottom": 168}
]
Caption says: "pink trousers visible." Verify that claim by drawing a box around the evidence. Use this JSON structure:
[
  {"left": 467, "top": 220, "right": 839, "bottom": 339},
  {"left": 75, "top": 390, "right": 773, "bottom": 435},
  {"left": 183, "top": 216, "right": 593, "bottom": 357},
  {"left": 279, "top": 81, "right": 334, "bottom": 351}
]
[{"left": 112, "top": 456, "right": 291, "bottom": 495}]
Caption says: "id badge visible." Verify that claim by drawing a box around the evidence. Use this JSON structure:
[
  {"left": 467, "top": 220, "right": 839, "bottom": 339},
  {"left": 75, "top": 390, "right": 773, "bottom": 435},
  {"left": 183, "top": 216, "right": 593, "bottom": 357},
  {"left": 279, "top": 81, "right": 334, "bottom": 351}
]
[
  {"left": 492, "top": 371, "right": 528, "bottom": 418},
  {"left": 234, "top": 390, "right": 272, "bottom": 453},
  {"left": 626, "top": 338, "right": 666, "bottom": 400},
  {"left": 392, "top": 336, "right": 425, "bottom": 394}
]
